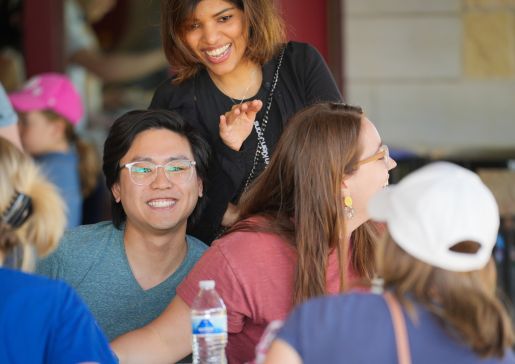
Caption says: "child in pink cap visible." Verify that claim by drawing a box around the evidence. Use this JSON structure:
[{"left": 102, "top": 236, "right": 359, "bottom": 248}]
[{"left": 9, "top": 73, "right": 99, "bottom": 227}]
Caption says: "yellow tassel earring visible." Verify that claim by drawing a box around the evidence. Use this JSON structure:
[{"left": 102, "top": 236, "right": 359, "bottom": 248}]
[{"left": 344, "top": 196, "right": 355, "bottom": 219}]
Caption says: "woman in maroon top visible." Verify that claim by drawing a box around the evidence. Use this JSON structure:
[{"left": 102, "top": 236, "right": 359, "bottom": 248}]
[{"left": 112, "top": 102, "right": 397, "bottom": 363}]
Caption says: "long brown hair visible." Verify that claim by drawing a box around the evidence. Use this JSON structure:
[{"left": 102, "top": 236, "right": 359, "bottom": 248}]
[
  {"left": 160, "top": 0, "right": 286, "bottom": 83},
  {"left": 232, "top": 102, "right": 378, "bottom": 305},
  {"left": 378, "top": 233, "right": 514, "bottom": 358},
  {"left": 42, "top": 111, "right": 100, "bottom": 197},
  {"left": 0, "top": 137, "right": 66, "bottom": 271}
]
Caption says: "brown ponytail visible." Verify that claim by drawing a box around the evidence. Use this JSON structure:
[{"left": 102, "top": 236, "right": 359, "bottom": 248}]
[
  {"left": 72, "top": 132, "right": 100, "bottom": 197},
  {"left": 42, "top": 111, "right": 101, "bottom": 197},
  {"left": 233, "top": 103, "right": 376, "bottom": 305}
]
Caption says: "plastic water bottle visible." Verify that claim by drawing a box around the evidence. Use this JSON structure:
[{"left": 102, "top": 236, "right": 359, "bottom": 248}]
[{"left": 191, "top": 280, "right": 228, "bottom": 364}]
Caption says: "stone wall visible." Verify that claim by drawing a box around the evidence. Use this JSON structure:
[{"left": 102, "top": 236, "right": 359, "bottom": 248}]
[{"left": 344, "top": 0, "right": 515, "bottom": 155}]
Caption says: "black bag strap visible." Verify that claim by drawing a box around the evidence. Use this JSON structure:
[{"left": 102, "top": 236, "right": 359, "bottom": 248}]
[{"left": 242, "top": 45, "right": 286, "bottom": 191}]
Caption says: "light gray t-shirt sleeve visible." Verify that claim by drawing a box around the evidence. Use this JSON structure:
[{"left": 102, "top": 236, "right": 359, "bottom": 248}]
[
  {"left": 0, "top": 84, "right": 17, "bottom": 127},
  {"left": 35, "top": 227, "right": 81, "bottom": 279},
  {"left": 35, "top": 249, "right": 64, "bottom": 279}
]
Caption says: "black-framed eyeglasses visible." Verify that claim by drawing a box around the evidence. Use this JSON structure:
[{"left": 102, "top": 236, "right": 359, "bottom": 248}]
[{"left": 120, "top": 160, "right": 197, "bottom": 186}]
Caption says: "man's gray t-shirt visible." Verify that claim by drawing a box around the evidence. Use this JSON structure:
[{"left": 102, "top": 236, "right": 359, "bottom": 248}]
[{"left": 36, "top": 221, "right": 207, "bottom": 340}]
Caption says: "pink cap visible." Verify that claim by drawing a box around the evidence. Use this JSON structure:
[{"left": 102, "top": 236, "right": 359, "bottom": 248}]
[{"left": 9, "top": 73, "right": 83, "bottom": 126}]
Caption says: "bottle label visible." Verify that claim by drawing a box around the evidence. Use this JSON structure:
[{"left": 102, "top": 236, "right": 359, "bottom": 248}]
[{"left": 192, "top": 315, "right": 227, "bottom": 335}]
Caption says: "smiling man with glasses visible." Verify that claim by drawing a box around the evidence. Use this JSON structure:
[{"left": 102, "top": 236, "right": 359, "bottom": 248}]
[{"left": 36, "top": 109, "right": 210, "bottom": 341}]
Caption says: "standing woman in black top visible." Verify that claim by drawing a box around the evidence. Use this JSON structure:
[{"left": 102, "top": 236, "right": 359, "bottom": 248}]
[{"left": 152, "top": 0, "right": 342, "bottom": 243}]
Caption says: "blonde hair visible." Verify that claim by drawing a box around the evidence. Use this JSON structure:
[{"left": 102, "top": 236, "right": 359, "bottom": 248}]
[
  {"left": 0, "top": 137, "right": 66, "bottom": 271},
  {"left": 378, "top": 232, "right": 514, "bottom": 358}
]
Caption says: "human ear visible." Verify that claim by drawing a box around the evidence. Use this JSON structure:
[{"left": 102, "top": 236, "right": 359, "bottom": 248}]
[
  {"left": 341, "top": 175, "right": 352, "bottom": 198},
  {"left": 111, "top": 182, "right": 121, "bottom": 203}
]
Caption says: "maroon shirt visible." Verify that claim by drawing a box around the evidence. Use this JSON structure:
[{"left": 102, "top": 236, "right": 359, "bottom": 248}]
[{"left": 177, "top": 220, "right": 358, "bottom": 363}]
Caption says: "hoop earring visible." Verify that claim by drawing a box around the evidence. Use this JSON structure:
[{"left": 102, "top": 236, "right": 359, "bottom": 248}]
[{"left": 344, "top": 196, "right": 355, "bottom": 219}]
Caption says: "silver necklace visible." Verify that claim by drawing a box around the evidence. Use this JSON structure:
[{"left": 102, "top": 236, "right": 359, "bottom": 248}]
[{"left": 219, "top": 67, "right": 258, "bottom": 105}]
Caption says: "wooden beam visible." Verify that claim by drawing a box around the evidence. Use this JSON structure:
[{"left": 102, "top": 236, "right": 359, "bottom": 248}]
[
  {"left": 23, "top": 0, "right": 64, "bottom": 77},
  {"left": 277, "top": 0, "right": 344, "bottom": 96}
]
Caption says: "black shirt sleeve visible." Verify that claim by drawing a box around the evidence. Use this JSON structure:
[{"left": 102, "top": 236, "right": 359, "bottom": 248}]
[
  {"left": 301, "top": 43, "right": 342, "bottom": 103},
  {"left": 286, "top": 42, "right": 342, "bottom": 105}
]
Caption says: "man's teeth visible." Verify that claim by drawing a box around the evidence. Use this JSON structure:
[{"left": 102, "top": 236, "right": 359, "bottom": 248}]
[
  {"left": 148, "top": 199, "right": 176, "bottom": 208},
  {"left": 206, "top": 44, "right": 230, "bottom": 57}
]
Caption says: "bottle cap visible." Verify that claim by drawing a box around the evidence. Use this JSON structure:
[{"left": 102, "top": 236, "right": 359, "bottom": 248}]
[{"left": 199, "top": 280, "right": 215, "bottom": 290}]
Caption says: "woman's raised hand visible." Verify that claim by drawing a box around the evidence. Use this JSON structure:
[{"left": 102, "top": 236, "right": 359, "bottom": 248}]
[{"left": 219, "top": 99, "right": 263, "bottom": 151}]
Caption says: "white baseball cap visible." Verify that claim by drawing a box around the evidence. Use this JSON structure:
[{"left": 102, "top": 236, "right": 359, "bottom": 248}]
[{"left": 368, "top": 162, "right": 499, "bottom": 272}]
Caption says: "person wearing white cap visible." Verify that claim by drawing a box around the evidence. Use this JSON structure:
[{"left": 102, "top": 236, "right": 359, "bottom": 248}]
[{"left": 265, "top": 162, "right": 515, "bottom": 364}]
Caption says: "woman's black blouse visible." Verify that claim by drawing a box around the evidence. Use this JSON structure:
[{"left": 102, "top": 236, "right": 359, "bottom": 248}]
[{"left": 150, "top": 41, "right": 342, "bottom": 243}]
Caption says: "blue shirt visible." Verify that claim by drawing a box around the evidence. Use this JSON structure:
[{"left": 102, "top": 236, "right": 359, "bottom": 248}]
[
  {"left": 0, "top": 267, "right": 117, "bottom": 364},
  {"left": 36, "top": 149, "right": 82, "bottom": 227},
  {"left": 278, "top": 292, "right": 515, "bottom": 364}
]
